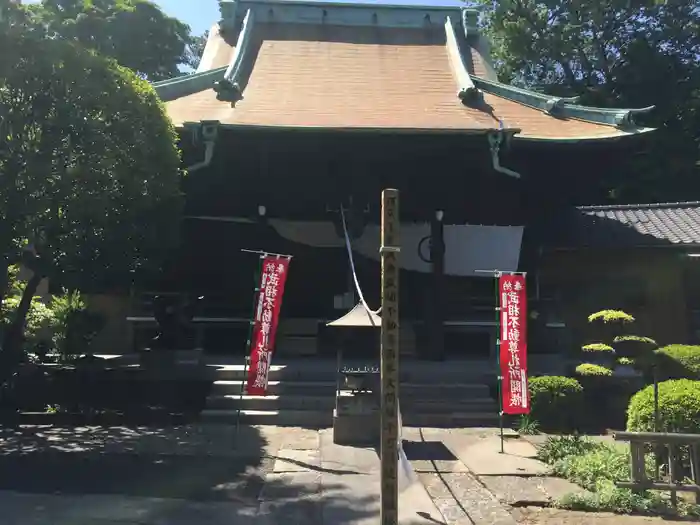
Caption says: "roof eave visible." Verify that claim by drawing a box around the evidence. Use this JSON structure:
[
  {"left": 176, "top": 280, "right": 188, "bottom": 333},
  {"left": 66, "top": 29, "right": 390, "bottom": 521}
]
[
  {"left": 544, "top": 243, "right": 700, "bottom": 251},
  {"left": 470, "top": 75, "right": 656, "bottom": 132},
  {"left": 513, "top": 127, "right": 655, "bottom": 143},
  {"left": 152, "top": 66, "right": 227, "bottom": 102},
  {"left": 174, "top": 122, "right": 523, "bottom": 135}
]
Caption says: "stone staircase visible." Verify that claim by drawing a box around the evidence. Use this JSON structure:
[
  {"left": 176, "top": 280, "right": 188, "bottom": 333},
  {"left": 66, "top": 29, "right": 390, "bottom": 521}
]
[{"left": 201, "top": 358, "right": 499, "bottom": 427}]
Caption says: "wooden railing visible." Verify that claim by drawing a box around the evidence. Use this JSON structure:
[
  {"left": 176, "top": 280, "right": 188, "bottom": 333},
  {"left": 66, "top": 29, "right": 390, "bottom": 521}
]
[{"left": 613, "top": 431, "right": 700, "bottom": 506}]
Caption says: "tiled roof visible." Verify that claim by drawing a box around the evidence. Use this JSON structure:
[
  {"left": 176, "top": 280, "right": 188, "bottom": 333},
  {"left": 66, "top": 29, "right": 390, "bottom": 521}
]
[
  {"left": 545, "top": 202, "right": 700, "bottom": 248},
  {"left": 155, "top": 1, "right": 654, "bottom": 140}
]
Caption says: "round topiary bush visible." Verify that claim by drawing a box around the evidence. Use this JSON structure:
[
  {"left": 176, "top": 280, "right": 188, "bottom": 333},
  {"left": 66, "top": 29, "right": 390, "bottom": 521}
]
[
  {"left": 627, "top": 379, "right": 700, "bottom": 433},
  {"left": 529, "top": 376, "right": 584, "bottom": 432},
  {"left": 575, "top": 363, "right": 613, "bottom": 377},
  {"left": 654, "top": 345, "right": 700, "bottom": 380}
]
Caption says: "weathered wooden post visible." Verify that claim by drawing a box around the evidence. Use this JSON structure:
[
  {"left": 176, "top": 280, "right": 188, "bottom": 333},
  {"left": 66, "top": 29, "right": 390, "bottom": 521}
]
[{"left": 380, "top": 189, "right": 400, "bottom": 525}]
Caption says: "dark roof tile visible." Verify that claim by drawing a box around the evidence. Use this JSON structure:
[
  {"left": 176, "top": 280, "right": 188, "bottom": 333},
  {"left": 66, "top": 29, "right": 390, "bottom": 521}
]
[{"left": 542, "top": 202, "right": 700, "bottom": 248}]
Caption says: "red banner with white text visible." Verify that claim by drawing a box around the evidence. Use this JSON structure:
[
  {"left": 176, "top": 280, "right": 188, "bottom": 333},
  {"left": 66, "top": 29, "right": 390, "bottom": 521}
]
[
  {"left": 246, "top": 256, "right": 290, "bottom": 396},
  {"left": 499, "top": 274, "right": 530, "bottom": 415}
]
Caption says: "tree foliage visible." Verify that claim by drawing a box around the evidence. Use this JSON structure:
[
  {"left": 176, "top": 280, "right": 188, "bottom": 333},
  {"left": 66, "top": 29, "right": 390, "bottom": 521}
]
[
  {"left": 187, "top": 30, "right": 210, "bottom": 71},
  {"left": 0, "top": 9, "right": 183, "bottom": 366},
  {"left": 477, "top": 0, "right": 700, "bottom": 203},
  {"left": 20, "top": 0, "right": 196, "bottom": 81},
  {"left": 1, "top": 24, "right": 183, "bottom": 288}
]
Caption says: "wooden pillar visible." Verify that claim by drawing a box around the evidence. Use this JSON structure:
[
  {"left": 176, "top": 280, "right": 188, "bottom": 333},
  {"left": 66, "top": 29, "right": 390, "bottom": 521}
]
[
  {"left": 380, "top": 189, "right": 400, "bottom": 525},
  {"left": 430, "top": 212, "right": 445, "bottom": 360}
]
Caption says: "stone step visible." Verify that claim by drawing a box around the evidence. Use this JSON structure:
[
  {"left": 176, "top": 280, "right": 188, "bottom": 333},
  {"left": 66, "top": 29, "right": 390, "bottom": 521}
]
[
  {"left": 401, "top": 399, "right": 497, "bottom": 413},
  {"left": 200, "top": 408, "right": 497, "bottom": 428},
  {"left": 401, "top": 383, "right": 491, "bottom": 398},
  {"left": 200, "top": 409, "right": 333, "bottom": 427},
  {"left": 402, "top": 411, "right": 500, "bottom": 428},
  {"left": 211, "top": 380, "right": 338, "bottom": 396},
  {"left": 210, "top": 379, "right": 491, "bottom": 397},
  {"left": 206, "top": 394, "right": 336, "bottom": 411},
  {"left": 206, "top": 363, "right": 495, "bottom": 382}
]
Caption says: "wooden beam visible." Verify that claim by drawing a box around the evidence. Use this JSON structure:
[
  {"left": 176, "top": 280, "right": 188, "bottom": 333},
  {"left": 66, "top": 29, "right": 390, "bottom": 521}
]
[{"left": 380, "top": 188, "right": 400, "bottom": 525}]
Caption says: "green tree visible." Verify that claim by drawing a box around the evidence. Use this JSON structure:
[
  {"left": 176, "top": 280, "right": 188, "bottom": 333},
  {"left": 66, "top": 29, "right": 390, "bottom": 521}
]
[
  {"left": 477, "top": 0, "right": 700, "bottom": 203},
  {"left": 187, "top": 30, "right": 210, "bottom": 71},
  {"left": 0, "top": 17, "right": 183, "bottom": 376},
  {"left": 23, "top": 0, "right": 195, "bottom": 81}
]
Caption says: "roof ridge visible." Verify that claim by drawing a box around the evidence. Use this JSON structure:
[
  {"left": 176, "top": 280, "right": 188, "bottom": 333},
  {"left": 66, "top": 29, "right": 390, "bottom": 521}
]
[{"left": 577, "top": 201, "right": 700, "bottom": 211}]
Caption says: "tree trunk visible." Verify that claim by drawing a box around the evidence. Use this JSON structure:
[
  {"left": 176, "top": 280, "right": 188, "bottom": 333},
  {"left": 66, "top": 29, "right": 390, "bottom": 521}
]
[
  {"left": 0, "top": 257, "right": 8, "bottom": 307},
  {"left": 0, "top": 272, "right": 42, "bottom": 384}
]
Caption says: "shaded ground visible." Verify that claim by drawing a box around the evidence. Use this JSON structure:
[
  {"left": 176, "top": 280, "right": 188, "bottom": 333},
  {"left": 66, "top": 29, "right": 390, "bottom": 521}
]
[
  {"left": 0, "top": 425, "right": 383, "bottom": 524},
  {"left": 2, "top": 425, "right": 696, "bottom": 524},
  {"left": 0, "top": 424, "right": 269, "bottom": 501},
  {"left": 0, "top": 452, "right": 271, "bottom": 501}
]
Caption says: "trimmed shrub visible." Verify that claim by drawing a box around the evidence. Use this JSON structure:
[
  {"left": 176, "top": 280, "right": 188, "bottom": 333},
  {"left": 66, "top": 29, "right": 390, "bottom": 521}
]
[
  {"left": 529, "top": 376, "right": 584, "bottom": 432},
  {"left": 575, "top": 363, "right": 613, "bottom": 377},
  {"left": 627, "top": 379, "right": 700, "bottom": 433},
  {"left": 654, "top": 345, "right": 700, "bottom": 380}
]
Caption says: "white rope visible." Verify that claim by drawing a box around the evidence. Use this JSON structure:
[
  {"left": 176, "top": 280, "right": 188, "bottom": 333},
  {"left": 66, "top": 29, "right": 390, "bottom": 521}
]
[
  {"left": 340, "top": 207, "right": 414, "bottom": 490},
  {"left": 339, "top": 206, "right": 381, "bottom": 317}
]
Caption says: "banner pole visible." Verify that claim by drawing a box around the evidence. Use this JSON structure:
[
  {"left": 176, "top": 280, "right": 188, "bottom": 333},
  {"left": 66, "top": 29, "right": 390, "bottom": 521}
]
[
  {"left": 495, "top": 270, "right": 505, "bottom": 454},
  {"left": 237, "top": 254, "right": 265, "bottom": 439}
]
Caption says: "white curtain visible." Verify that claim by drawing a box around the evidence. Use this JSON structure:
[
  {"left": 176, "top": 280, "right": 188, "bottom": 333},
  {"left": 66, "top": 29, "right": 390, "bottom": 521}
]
[{"left": 269, "top": 219, "right": 524, "bottom": 277}]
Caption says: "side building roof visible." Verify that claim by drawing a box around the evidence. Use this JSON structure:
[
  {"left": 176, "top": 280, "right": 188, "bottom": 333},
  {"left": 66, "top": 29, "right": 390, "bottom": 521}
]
[
  {"left": 154, "top": 0, "right": 655, "bottom": 142},
  {"left": 542, "top": 202, "right": 700, "bottom": 249}
]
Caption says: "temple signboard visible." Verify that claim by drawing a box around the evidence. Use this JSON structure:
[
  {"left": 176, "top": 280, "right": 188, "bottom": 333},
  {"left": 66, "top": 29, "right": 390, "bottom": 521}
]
[{"left": 499, "top": 274, "right": 530, "bottom": 415}]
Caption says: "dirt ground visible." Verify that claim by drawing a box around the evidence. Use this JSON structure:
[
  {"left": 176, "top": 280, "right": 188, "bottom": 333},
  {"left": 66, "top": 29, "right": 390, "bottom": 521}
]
[{"left": 513, "top": 507, "right": 699, "bottom": 524}]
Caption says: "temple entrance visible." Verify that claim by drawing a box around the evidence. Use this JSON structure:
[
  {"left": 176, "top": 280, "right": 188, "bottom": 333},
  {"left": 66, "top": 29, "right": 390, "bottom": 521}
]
[{"left": 444, "top": 327, "right": 494, "bottom": 359}]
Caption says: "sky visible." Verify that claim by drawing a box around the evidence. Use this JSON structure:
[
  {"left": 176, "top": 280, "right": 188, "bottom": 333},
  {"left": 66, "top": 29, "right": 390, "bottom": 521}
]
[{"left": 24, "top": 0, "right": 465, "bottom": 36}]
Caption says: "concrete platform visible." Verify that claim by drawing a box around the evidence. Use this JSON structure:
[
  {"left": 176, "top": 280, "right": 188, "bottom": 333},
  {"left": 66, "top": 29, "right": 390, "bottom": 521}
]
[
  {"left": 332, "top": 409, "right": 380, "bottom": 446},
  {"left": 451, "top": 436, "right": 550, "bottom": 476}
]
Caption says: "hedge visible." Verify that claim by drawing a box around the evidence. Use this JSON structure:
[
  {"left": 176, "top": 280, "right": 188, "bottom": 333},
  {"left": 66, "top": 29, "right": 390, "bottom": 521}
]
[
  {"left": 654, "top": 345, "right": 700, "bottom": 380},
  {"left": 529, "top": 376, "right": 584, "bottom": 432},
  {"left": 627, "top": 379, "right": 700, "bottom": 434}
]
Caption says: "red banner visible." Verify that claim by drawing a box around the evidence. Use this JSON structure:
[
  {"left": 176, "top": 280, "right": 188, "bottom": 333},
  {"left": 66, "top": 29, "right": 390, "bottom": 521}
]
[
  {"left": 246, "top": 256, "right": 290, "bottom": 396},
  {"left": 499, "top": 274, "right": 529, "bottom": 415}
]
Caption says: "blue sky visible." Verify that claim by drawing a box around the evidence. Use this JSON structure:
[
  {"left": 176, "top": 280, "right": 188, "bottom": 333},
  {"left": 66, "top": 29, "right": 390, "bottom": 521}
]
[{"left": 26, "top": 0, "right": 464, "bottom": 36}]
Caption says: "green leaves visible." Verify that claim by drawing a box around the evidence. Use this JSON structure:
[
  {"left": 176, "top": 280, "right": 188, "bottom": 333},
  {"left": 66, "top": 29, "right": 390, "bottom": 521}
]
[
  {"left": 588, "top": 310, "right": 635, "bottom": 324},
  {"left": 0, "top": 28, "right": 183, "bottom": 292},
  {"left": 20, "top": 0, "right": 195, "bottom": 81},
  {"left": 477, "top": 0, "right": 700, "bottom": 202}
]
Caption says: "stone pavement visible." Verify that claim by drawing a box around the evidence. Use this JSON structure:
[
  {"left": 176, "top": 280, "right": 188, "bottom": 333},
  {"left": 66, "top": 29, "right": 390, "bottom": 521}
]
[
  {"left": 0, "top": 425, "right": 590, "bottom": 525},
  {"left": 400, "top": 430, "right": 588, "bottom": 524},
  {"left": 0, "top": 424, "right": 441, "bottom": 525}
]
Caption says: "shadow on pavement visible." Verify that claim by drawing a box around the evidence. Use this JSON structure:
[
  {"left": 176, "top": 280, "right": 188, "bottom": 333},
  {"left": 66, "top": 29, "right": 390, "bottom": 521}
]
[{"left": 0, "top": 424, "right": 383, "bottom": 525}]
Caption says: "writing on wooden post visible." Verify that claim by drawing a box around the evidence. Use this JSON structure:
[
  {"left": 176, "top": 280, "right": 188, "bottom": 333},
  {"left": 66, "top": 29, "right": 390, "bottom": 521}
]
[{"left": 380, "top": 188, "right": 400, "bottom": 525}]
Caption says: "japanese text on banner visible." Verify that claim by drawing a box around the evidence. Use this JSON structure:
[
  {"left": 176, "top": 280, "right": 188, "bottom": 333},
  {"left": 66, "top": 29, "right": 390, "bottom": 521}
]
[
  {"left": 499, "top": 275, "right": 529, "bottom": 415},
  {"left": 247, "top": 257, "right": 290, "bottom": 396}
]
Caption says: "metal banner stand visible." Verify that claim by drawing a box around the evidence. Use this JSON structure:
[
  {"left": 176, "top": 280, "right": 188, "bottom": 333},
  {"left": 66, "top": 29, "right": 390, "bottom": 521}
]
[
  {"left": 476, "top": 268, "right": 527, "bottom": 454},
  {"left": 237, "top": 249, "right": 294, "bottom": 438},
  {"left": 237, "top": 251, "right": 265, "bottom": 438}
]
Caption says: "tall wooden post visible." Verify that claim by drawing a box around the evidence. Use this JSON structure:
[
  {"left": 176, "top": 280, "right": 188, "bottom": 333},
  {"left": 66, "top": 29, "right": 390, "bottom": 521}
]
[
  {"left": 430, "top": 213, "right": 445, "bottom": 360},
  {"left": 380, "top": 189, "right": 400, "bottom": 525}
]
